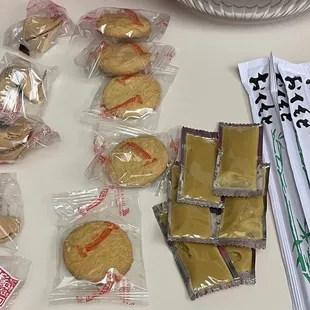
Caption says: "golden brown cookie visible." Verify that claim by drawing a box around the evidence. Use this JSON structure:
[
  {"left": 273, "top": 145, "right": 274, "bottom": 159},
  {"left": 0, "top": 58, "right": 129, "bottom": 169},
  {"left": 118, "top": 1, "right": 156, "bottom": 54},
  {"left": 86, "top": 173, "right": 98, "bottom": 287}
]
[
  {"left": 106, "top": 136, "right": 169, "bottom": 187},
  {"left": 0, "top": 216, "right": 21, "bottom": 243},
  {"left": 63, "top": 221, "right": 133, "bottom": 283},
  {"left": 99, "top": 43, "right": 151, "bottom": 76},
  {"left": 0, "top": 117, "right": 33, "bottom": 161},
  {"left": 96, "top": 12, "right": 151, "bottom": 39},
  {"left": 102, "top": 74, "right": 161, "bottom": 119}
]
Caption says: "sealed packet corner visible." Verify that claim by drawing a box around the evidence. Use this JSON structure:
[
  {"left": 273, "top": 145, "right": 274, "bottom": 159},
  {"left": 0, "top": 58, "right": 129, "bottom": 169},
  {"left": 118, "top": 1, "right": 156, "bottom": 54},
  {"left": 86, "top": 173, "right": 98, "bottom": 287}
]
[
  {"left": 0, "top": 256, "right": 32, "bottom": 309},
  {"left": 50, "top": 187, "right": 148, "bottom": 305},
  {"left": 167, "top": 164, "right": 219, "bottom": 244},
  {"left": 73, "top": 7, "right": 170, "bottom": 43},
  {"left": 0, "top": 52, "right": 58, "bottom": 119},
  {"left": 213, "top": 122, "right": 264, "bottom": 197},
  {"left": 0, "top": 173, "right": 24, "bottom": 254},
  {"left": 86, "top": 122, "right": 180, "bottom": 194},
  {"left": 178, "top": 126, "right": 224, "bottom": 209},
  {"left": 74, "top": 40, "right": 176, "bottom": 79},
  {"left": 80, "top": 65, "right": 178, "bottom": 132},
  {"left": 153, "top": 202, "right": 241, "bottom": 300},
  {"left": 217, "top": 163, "right": 270, "bottom": 249},
  {"left": 4, "top": 0, "right": 75, "bottom": 58}
]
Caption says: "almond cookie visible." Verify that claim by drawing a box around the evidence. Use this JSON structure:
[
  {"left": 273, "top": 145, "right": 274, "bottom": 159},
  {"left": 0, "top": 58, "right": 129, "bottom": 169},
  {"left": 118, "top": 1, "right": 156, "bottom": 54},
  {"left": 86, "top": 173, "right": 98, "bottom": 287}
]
[
  {"left": 99, "top": 43, "right": 151, "bottom": 76},
  {"left": 102, "top": 74, "right": 161, "bottom": 119},
  {"left": 63, "top": 221, "right": 133, "bottom": 283},
  {"left": 96, "top": 12, "right": 151, "bottom": 39},
  {"left": 106, "top": 136, "right": 169, "bottom": 187},
  {"left": 0, "top": 117, "right": 33, "bottom": 161},
  {"left": 0, "top": 216, "right": 21, "bottom": 243}
]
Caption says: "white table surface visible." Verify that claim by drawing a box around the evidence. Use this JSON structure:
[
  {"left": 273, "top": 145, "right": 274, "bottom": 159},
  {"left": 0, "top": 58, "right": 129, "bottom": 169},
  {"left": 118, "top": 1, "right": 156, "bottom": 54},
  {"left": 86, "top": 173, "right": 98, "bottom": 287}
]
[{"left": 2, "top": 0, "right": 309, "bottom": 309}]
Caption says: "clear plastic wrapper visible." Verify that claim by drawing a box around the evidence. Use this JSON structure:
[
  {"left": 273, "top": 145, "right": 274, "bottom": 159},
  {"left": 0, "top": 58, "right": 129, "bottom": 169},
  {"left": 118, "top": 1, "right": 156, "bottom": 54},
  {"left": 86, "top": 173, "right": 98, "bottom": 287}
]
[
  {"left": 153, "top": 202, "right": 240, "bottom": 300},
  {"left": 0, "top": 256, "right": 31, "bottom": 309},
  {"left": 86, "top": 122, "right": 180, "bottom": 193},
  {"left": 0, "top": 53, "right": 58, "bottom": 119},
  {"left": 4, "top": 0, "right": 75, "bottom": 58},
  {"left": 0, "top": 174, "right": 23, "bottom": 254},
  {"left": 81, "top": 66, "right": 178, "bottom": 131},
  {"left": 73, "top": 7, "right": 170, "bottom": 42},
  {"left": 0, "top": 115, "right": 60, "bottom": 164},
  {"left": 50, "top": 188, "right": 148, "bottom": 305},
  {"left": 168, "top": 164, "right": 219, "bottom": 243},
  {"left": 213, "top": 122, "right": 264, "bottom": 197},
  {"left": 178, "top": 126, "right": 224, "bottom": 208},
  {"left": 225, "top": 246, "right": 256, "bottom": 285},
  {"left": 74, "top": 40, "right": 175, "bottom": 78},
  {"left": 218, "top": 164, "right": 269, "bottom": 249}
]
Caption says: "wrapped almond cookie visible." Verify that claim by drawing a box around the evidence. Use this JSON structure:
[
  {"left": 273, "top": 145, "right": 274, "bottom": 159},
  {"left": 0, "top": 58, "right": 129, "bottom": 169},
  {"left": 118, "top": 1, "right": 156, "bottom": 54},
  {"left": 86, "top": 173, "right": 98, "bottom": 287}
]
[
  {"left": 0, "top": 115, "right": 60, "bottom": 163},
  {"left": 81, "top": 66, "right": 178, "bottom": 131},
  {"left": 74, "top": 40, "right": 175, "bottom": 78},
  {"left": 167, "top": 165, "right": 218, "bottom": 243},
  {"left": 0, "top": 53, "right": 58, "bottom": 119},
  {"left": 86, "top": 122, "right": 180, "bottom": 194},
  {"left": 4, "top": 0, "right": 75, "bottom": 57},
  {"left": 73, "top": 7, "right": 170, "bottom": 42},
  {"left": 217, "top": 164, "right": 270, "bottom": 249},
  {"left": 213, "top": 122, "right": 264, "bottom": 197},
  {"left": 50, "top": 188, "right": 148, "bottom": 305},
  {"left": 153, "top": 202, "right": 240, "bottom": 300},
  {"left": 0, "top": 256, "right": 32, "bottom": 309},
  {"left": 225, "top": 246, "right": 256, "bottom": 285},
  {"left": 178, "top": 127, "right": 224, "bottom": 208},
  {"left": 0, "top": 174, "right": 23, "bottom": 253}
]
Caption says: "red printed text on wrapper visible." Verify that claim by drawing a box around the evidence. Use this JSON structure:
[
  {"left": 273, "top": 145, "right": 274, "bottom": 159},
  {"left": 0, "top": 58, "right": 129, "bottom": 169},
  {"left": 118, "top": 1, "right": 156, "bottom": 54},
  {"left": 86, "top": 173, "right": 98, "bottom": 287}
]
[{"left": 0, "top": 267, "right": 20, "bottom": 308}]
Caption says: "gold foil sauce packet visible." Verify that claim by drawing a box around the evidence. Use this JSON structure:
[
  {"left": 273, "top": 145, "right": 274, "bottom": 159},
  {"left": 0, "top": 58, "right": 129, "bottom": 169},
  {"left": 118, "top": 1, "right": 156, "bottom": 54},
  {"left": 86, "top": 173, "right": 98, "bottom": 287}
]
[
  {"left": 175, "top": 243, "right": 234, "bottom": 289},
  {"left": 214, "top": 123, "right": 263, "bottom": 196},
  {"left": 181, "top": 132, "right": 221, "bottom": 206},
  {"left": 170, "top": 165, "right": 212, "bottom": 239},
  {"left": 218, "top": 165, "right": 269, "bottom": 248}
]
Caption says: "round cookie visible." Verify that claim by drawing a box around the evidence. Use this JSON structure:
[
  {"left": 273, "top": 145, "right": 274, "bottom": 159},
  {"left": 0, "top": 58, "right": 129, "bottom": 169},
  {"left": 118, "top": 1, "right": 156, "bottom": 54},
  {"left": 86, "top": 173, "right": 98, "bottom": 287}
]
[
  {"left": 99, "top": 43, "right": 151, "bottom": 76},
  {"left": 96, "top": 13, "right": 151, "bottom": 39},
  {"left": 106, "top": 136, "right": 169, "bottom": 187},
  {"left": 102, "top": 74, "right": 161, "bottom": 119},
  {"left": 63, "top": 221, "right": 133, "bottom": 283}
]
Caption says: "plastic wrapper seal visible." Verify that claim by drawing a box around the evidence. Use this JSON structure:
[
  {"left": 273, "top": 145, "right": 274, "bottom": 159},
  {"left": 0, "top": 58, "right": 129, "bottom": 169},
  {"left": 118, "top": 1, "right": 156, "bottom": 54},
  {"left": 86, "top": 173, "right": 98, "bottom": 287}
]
[
  {"left": 218, "top": 164, "right": 269, "bottom": 249},
  {"left": 4, "top": 0, "right": 75, "bottom": 57},
  {"left": 0, "top": 53, "right": 58, "bottom": 119},
  {"left": 168, "top": 164, "right": 219, "bottom": 243},
  {"left": 0, "top": 115, "right": 60, "bottom": 164},
  {"left": 213, "top": 122, "right": 264, "bottom": 197},
  {"left": 81, "top": 65, "right": 178, "bottom": 131},
  {"left": 87, "top": 122, "right": 180, "bottom": 194},
  {"left": 73, "top": 7, "right": 170, "bottom": 42},
  {"left": 0, "top": 174, "right": 23, "bottom": 254},
  {"left": 50, "top": 188, "right": 148, "bottom": 306},
  {"left": 225, "top": 246, "right": 256, "bottom": 285},
  {"left": 178, "top": 126, "right": 224, "bottom": 208},
  {"left": 74, "top": 40, "right": 176, "bottom": 78},
  {"left": 0, "top": 256, "right": 31, "bottom": 309},
  {"left": 153, "top": 202, "right": 241, "bottom": 300}
]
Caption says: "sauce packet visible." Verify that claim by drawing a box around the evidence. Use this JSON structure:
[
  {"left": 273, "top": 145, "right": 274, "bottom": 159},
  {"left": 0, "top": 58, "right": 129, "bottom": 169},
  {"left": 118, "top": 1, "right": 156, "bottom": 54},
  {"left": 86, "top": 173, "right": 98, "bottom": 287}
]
[
  {"left": 178, "top": 127, "right": 224, "bottom": 208},
  {"left": 225, "top": 246, "right": 256, "bottom": 285},
  {"left": 213, "top": 122, "right": 264, "bottom": 197},
  {"left": 167, "top": 165, "right": 218, "bottom": 243},
  {"left": 218, "top": 164, "right": 270, "bottom": 249},
  {"left": 239, "top": 57, "right": 310, "bottom": 309},
  {"left": 153, "top": 202, "right": 240, "bottom": 300}
]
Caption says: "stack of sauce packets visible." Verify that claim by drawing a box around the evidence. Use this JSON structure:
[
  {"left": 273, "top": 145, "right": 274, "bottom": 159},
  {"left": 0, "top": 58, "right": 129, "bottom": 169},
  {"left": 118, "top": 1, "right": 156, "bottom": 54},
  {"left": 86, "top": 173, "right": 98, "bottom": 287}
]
[{"left": 153, "top": 122, "right": 269, "bottom": 300}]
